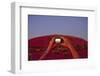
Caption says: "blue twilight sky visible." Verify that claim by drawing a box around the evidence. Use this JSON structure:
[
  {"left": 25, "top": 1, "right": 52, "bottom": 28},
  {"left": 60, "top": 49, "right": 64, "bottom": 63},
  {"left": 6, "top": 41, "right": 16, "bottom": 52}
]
[{"left": 28, "top": 15, "right": 88, "bottom": 40}]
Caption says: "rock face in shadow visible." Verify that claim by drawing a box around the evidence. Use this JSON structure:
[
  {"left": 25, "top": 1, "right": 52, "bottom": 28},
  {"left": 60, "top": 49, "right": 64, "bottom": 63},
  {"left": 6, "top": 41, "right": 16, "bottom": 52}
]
[{"left": 28, "top": 35, "right": 88, "bottom": 61}]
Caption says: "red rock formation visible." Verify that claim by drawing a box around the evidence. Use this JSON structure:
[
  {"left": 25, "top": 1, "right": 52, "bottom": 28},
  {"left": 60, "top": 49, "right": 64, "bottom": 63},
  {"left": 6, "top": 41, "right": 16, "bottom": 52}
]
[{"left": 28, "top": 35, "right": 88, "bottom": 60}]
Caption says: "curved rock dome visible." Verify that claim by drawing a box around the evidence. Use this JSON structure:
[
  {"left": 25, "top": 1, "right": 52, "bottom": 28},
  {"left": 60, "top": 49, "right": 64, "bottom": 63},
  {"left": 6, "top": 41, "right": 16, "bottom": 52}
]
[{"left": 28, "top": 34, "right": 88, "bottom": 60}]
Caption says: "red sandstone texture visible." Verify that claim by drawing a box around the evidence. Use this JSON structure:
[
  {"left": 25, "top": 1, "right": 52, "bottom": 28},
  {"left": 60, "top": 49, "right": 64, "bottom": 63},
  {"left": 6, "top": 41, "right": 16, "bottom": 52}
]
[{"left": 28, "top": 35, "right": 88, "bottom": 61}]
